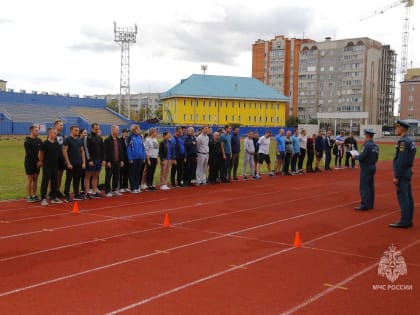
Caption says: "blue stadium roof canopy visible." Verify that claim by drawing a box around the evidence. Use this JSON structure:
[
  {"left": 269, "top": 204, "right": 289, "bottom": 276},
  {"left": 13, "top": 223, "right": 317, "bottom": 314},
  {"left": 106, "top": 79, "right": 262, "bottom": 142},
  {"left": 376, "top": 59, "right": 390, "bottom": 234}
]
[{"left": 160, "top": 74, "right": 289, "bottom": 102}]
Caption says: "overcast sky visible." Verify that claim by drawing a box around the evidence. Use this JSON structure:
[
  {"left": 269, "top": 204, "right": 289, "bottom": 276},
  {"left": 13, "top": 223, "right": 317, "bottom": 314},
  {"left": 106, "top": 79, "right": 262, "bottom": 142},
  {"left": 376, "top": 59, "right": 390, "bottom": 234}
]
[{"left": 1, "top": 0, "right": 419, "bottom": 96}]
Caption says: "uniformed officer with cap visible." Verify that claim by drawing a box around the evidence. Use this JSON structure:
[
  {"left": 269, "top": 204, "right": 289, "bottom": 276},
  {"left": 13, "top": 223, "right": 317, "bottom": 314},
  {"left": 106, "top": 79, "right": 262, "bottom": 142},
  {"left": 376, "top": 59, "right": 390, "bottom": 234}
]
[
  {"left": 390, "top": 120, "right": 416, "bottom": 228},
  {"left": 352, "top": 128, "right": 379, "bottom": 211}
]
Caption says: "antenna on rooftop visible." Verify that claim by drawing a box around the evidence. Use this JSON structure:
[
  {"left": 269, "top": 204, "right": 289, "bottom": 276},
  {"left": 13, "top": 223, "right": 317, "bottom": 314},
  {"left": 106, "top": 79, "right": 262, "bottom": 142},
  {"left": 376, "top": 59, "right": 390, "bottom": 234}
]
[{"left": 201, "top": 65, "right": 208, "bottom": 76}]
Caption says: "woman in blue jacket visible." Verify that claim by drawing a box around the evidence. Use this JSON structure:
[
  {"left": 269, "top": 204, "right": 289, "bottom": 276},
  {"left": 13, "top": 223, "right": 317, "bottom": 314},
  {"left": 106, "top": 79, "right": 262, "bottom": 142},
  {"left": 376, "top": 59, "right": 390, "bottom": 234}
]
[{"left": 126, "top": 124, "right": 145, "bottom": 193}]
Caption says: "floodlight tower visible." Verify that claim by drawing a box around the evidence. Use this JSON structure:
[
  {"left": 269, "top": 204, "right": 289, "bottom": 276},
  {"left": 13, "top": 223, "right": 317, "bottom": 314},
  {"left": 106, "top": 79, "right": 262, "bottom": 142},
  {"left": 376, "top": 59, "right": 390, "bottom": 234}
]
[{"left": 114, "top": 21, "right": 138, "bottom": 119}]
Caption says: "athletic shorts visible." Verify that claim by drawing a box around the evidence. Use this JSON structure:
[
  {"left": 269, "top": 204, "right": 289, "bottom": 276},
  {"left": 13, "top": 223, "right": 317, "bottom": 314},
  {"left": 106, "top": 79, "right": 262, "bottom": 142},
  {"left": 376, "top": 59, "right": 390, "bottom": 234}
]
[
  {"left": 315, "top": 151, "right": 323, "bottom": 159},
  {"left": 24, "top": 161, "right": 40, "bottom": 175},
  {"left": 276, "top": 151, "right": 285, "bottom": 160},
  {"left": 57, "top": 157, "right": 66, "bottom": 171},
  {"left": 258, "top": 153, "right": 271, "bottom": 164},
  {"left": 87, "top": 159, "right": 102, "bottom": 172}
]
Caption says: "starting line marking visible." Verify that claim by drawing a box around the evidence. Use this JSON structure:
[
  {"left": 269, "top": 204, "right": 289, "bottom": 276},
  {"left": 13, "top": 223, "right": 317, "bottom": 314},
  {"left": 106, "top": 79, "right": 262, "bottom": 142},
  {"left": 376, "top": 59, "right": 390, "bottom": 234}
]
[{"left": 323, "top": 283, "right": 348, "bottom": 290}]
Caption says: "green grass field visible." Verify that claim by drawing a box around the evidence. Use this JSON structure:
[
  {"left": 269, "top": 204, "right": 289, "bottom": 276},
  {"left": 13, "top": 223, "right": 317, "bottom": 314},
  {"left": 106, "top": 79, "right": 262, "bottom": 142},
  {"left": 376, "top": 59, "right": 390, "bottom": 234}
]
[{"left": 0, "top": 137, "right": 397, "bottom": 200}]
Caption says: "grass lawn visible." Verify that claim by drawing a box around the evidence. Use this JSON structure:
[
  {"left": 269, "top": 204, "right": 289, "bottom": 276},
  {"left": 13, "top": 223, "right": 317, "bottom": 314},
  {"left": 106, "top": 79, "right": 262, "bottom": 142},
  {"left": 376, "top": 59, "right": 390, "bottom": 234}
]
[{"left": 0, "top": 137, "right": 397, "bottom": 200}]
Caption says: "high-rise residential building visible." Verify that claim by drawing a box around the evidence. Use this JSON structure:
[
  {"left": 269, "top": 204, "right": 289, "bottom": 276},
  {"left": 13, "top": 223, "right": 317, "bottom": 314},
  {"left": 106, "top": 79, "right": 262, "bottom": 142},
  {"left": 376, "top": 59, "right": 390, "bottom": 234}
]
[
  {"left": 400, "top": 68, "right": 420, "bottom": 120},
  {"left": 379, "top": 45, "right": 397, "bottom": 126},
  {"left": 297, "top": 37, "right": 396, "bottom": 130},
  {"left": 252, "top": 36, "right": 315, "bottom": 118}
]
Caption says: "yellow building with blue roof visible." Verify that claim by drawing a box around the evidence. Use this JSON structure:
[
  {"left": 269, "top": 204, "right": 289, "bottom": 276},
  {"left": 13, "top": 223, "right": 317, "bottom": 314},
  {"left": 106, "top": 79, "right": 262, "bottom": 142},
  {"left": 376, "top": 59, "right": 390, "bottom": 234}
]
[{"left": 160, "top": 74, "right": 289, "bottom": 126}]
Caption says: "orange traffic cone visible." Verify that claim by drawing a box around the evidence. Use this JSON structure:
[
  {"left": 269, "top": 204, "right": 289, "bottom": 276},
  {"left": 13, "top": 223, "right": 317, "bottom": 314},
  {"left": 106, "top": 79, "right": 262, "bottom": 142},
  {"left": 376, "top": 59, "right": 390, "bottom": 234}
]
[
  {"left": 72, "top": 201, "right": 80, "bottom": 214},
  {"left": 163, "top": 213, "right": 170, "bottom": 227},
  {"left": 293, "top": 231, "right": 301, "bottom": 248}
]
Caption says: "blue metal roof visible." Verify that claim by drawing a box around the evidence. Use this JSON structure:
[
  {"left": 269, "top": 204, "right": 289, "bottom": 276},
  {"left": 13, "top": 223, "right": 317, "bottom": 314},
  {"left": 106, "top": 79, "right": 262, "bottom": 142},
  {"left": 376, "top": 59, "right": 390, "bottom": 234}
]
[{"left": 160, "top": 74, "right": 289, "bottom": 102}]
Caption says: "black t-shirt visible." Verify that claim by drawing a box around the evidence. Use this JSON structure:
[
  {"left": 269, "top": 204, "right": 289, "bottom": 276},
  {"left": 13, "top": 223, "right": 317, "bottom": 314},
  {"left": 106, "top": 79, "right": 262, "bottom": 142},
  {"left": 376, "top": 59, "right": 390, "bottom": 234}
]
[
  {"left": 56, "top": 133, "right": 65, "bottom": 162},
  {"left": 63, "top": 136, "right": 83, "bottom": 165},
  {"left": 24, "top": 137, "right": 42, "bottom": 164},
  {"left": 40, "top": 140, "right": 61, "bottom": 169}
]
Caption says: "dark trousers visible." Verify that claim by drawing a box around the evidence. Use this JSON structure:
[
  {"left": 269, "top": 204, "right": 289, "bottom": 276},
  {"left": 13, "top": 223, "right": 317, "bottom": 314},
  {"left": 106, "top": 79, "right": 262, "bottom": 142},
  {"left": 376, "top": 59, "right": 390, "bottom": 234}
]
[
  {"left": 229, "top": 153, "right": 239, "bottom": 179},
  {"left": 283, "top": 152, "right": 292, "bottom": 174},
  {"left": 128, "top": 159, "right": 143, "bottom": 191},
  {"left": 345, "top": 152, "right": 356, "bottom": 168},
  {"left": 64, "top": 164, "right": 81, "bottom": 196},
  {"left": 306, "top": 151, "right": 314, "bottom": 172},
  {"left": 335, "top": 151, "right": 343, "bottom": 167},
  {"left": 298, "top": 148, "right": 306, "bottom": 170},
  {"left": 291, "top": 153, "right": 299, "bottom": 172},
  {"left": 253, "top": 152, "right": 258, "bottom": 175},
  {"left": 120, "top": 161, "right": 129, "bottom": 189},
  {"left": 41, "top": 167, "right": 58, "bottom": 199},
  {"left": 397, "top": 178, "right": 414, "bottom": 224},
  {"left": 209, "top": 156, "right": 222, "bottom": 183},
  {"left": 360, "top": 166, "right": 376, "bottom": 209},
  {"left": 185, "top": 156, "right": 196, "bottom": 185},
  {"left": 325, "top": 149, "right": 332, "bottom": 170},
  {"left": 146, "top": 158, "right": 157, "bottom": 187},
  {"left": 105, "top": 161, "right": 121, "bottom": 193},
  {"left": 171, "top": 156, "right": 185, "bottom": 186},
  {"left": 221, "top": 154, "right": 231, "bottom": 181}
]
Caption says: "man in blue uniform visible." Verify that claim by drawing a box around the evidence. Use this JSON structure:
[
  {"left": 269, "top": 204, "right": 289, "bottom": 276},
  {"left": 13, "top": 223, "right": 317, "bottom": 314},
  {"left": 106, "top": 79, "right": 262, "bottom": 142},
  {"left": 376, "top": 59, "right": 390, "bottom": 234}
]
[
  {"left": 389, "top": 120, "right": 416, "bottom": 228},
  {"left": 353, "top": 128, "right": 379, "bottom": 211}
]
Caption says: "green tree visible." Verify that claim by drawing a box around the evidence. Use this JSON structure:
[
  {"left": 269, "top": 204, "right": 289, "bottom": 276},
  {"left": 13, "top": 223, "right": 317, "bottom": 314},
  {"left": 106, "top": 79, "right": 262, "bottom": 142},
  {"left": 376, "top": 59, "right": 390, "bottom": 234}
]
[
  {"left": 154, "top": 107, "right": 163, "bottom": 120},
  {"left": 107, "top": 99, "right": 118, "bottom": 112},
  {"left": 286, "top": 116, "right": 299, "bottom": 127}
]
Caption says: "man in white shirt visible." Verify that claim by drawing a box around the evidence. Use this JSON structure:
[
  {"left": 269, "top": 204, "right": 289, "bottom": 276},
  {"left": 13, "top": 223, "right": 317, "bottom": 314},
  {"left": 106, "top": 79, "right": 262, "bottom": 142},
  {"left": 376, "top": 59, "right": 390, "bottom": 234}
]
[
  {"left": 196, "top": 126, "right": 209, "bottom": 185},
  {"left": 255, "top": 130, "right": 274, "bottom": 179}
]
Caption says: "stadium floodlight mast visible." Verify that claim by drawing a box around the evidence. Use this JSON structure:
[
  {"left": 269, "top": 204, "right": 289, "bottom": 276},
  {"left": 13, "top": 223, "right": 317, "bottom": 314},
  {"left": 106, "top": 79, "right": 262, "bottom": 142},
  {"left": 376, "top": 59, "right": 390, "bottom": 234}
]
[
  {"left": 114, "top": 21, "right": 138, "bottom": 120},
  {"left": 201, "top": 64, "right": 208, "bottom": 75}
]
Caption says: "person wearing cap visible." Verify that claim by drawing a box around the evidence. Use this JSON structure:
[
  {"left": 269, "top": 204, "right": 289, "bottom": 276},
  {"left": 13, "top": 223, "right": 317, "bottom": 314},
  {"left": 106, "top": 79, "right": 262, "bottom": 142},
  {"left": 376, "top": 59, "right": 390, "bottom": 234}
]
[
  {"left": 352, "top": 128, "right": 379, "bottom": 211},
  {"left": 389, "top": 120, "right": 416, "bottom": 228}
]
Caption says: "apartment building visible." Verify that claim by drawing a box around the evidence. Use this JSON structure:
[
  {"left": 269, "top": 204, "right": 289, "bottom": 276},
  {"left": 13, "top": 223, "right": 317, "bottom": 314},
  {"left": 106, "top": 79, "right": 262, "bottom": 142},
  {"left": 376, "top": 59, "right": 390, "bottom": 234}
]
[
  {"left": 400, "top": 68, "right": 420, "bottom": 120},
  {"left": 252, "top": 36, "right": 315, "bottom": 118}
]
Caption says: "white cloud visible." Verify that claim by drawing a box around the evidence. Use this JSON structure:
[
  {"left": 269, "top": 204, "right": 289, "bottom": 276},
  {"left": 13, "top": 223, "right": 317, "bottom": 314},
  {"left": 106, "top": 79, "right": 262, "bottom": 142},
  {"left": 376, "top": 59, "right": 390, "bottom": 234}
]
[{"left": 0, "top": 0, "right": 419, "bottom": 95}]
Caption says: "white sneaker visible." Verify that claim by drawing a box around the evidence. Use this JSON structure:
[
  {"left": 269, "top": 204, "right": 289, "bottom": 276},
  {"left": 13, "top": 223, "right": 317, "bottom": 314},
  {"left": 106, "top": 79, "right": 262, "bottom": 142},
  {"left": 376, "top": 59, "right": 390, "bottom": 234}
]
[
  {"left": 88, "top": 189, "right": 93, "bottom": 194},
  {"left": 105, "top": 192, "right": 113, "bottom": 197},
  {"left": 41, "top": 199, "right": 48, "bottom": 206},
  {"left": 130, "top": 189, "right": 139, "bottom": 194},
  {"left": 113, "top": 191, "right": 122, "bottom": 196},
  {"left": 160, "top": 185, "right": 170, "bottom": 190},
  {"left": 119, "top": 188, "right": 126, "bottom": 193},
  {"left": 141, "top": 184, "right": 147, "bottom": 190},
  {"left": 125, "top": 188, "right": 131, "bottom": 192}
]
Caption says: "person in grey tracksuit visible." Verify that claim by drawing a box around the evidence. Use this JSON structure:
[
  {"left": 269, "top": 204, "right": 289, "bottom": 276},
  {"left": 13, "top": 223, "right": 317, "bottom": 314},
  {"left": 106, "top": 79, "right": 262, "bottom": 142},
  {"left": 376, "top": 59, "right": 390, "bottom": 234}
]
[{"left": 242, "top": 131, "right": 255, "bottom": 179}]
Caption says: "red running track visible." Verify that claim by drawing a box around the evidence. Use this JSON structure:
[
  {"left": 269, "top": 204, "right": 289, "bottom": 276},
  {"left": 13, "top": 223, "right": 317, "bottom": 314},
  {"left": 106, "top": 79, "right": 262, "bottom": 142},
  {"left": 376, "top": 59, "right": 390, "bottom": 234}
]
[{"left": 0, "top": 159, "right": 419, "bottom": 314}]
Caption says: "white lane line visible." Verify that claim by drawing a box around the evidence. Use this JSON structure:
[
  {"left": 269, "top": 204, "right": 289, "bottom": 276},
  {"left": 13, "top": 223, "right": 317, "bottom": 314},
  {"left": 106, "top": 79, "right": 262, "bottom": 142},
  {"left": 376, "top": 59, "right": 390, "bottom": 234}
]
[
  {"left": 0, "top": 191, "right": 344, "bottom": 261},
  {"left": 105, "top": 247, "right": 296, "bottom": 315},
  {"left": 0, "top": 202, "right": 397, "bottom": 302},
  {"left": 281, "top": 238, "right": 420, "bottom": 315}
]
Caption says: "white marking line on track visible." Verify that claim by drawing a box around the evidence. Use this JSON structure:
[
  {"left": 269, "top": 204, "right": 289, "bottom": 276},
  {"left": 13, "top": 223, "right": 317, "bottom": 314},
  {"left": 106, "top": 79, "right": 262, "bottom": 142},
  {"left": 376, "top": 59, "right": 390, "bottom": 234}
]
[
  {"left": 0, "top": 189, "right": 337, "bottom": 240},
  {"left": 323, "top": 283, "right": 348, "bottom": 290},
  {"left": 0, "top": 190, "right": 345, "bottom": 261},
  {"left": 0, "top": 201, "right": 398, "bottom": 311},
  {"left": 281, "top": 237, "right": 420, "bottom": 315},
  {"left": 105, "top": 247, "right": 296, "bottom": 315}
]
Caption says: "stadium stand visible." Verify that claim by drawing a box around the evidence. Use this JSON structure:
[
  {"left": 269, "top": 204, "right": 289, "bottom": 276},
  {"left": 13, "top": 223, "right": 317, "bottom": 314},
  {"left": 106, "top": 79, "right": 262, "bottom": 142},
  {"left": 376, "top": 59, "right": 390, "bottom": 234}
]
[
  {"left": 70, "top": 107, "right": 127, "bottom": 125},
  {"left": 0, "top": 90, "right": 131, "bottom": 135}
]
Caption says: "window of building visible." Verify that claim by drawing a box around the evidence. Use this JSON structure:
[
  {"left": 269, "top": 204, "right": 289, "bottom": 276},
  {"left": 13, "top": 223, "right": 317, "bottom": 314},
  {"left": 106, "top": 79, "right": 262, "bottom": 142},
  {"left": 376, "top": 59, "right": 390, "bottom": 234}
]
[
  {"left": 209, "top": 114, "right": 211, "bottom": 121},
  {"left": 190, "top": 114, "right": 193, "bottom": 121},
  {"left": 409, "top": 85, "right": 415, "bottom": 92},
  {"left": 408, "top": 95, "right": 413, "bottom": 102},
  {"left": 254, "top": 116, "right": 256, "bottom": 122},
  {"left": 209, "top": 100, "right": 211, "bottom": 106},
  {"left": 225, "top": 115, "right": 228, "bottom": 121},
  {"left": 232, "top": 115, "right": 235, "bottom": 122},
  {"left": 238, "top": 115, "right": 241, "bottom": 122},
  {"left": 203, "top": 115, "right": 206, "bottom": 121},
  {"left": 203, "top": 100, "right": 205, "bottom": 107},
  {"left": 184, "top": 99, "right": 186, "bottom": 106},
  {"left": 184, "top": 114, "right": 186, "bottom": 120},
  {"left": 329, "top": 66, "right": 334, "bottom": 71}
]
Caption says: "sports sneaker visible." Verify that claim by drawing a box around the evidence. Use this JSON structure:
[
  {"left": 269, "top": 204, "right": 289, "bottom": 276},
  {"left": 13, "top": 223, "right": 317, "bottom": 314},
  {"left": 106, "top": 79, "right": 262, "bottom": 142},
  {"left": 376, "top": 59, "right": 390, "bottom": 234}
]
[
  {"left": 41, "top": 199, "right": 48, "bottom": 206},
  {"left": 243, "top": 176, "right": 248, "bottom": 180},
  {"left": 105, "top": 192, "right": 113, "bottom": 197},
  {"left": 141, "top": 184, "right": 147, "bottom": 190},
  {"left": 32, "top": 195, "right": 40, "bottom": 202},
  {"left": 74, "top": 195, "right": 84, "bottom": 201},
  {"left": 57, "top": 191, "right": 65, "bottom": 198},
  {"left": 88, "top": 189, "right": 93, "bottom": 194},
  {"left": 268, "top": 172, "right": 274, "bottom": 177},
  {"left": 51, "top": 198, "right": 63, "bottom": 204},
  {"left": 93, "top": 192, "right": 102, "bottom": 198},
  {"left": 27, "top": 196, "right": 35, "bottom": 203},
  {"left": 130, "top": 189, "right": 139, "bottom": 194},
  {"left": 119, "top": 188, "right": 126, "bottom": 193},
  {"left": 160, "top": 185, "right": 170, "bottom": 190},
  {"left": 254, "top": 175, "right": 261, "bottom": 179},
  {"left": 113, "top": 191, "right": 122, "bottom": 196},
  {"left": 64, "top": 196, "right": 72, "bottom": 203}
]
